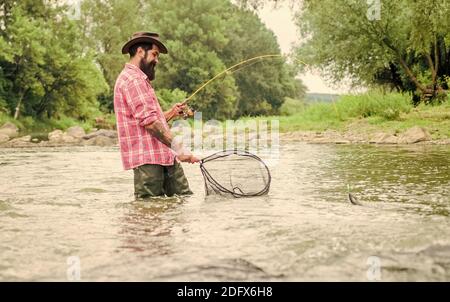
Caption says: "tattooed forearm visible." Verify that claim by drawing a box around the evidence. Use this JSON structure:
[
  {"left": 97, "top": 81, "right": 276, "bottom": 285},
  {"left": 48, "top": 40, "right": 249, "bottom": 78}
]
[
  {"left": 164, "top": 110, "right": 175, "bottom": 122},
  {"left": 146, "top": 120, "right": 172, "bottom": 147}
]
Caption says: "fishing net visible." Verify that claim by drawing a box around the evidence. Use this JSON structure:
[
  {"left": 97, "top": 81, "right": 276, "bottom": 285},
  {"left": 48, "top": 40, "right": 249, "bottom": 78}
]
[{"left": 200, "top": 150, "right": 271, "bottom": 198}]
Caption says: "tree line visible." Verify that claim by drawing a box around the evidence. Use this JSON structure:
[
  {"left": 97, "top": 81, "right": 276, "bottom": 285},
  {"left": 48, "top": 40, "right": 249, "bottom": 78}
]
[
  {"left": 4, "top": 0, "right": 446, "bottom": 125},
  {"left": 0, "top": 0, "right": 304, "bottom": 122},
  {"left": 246, "top": 0, "right": 450, "bottom": 104}
]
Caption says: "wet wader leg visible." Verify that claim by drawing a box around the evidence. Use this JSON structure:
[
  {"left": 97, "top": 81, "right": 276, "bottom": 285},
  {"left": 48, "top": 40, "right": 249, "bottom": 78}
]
[
  {"left": 163, "top": 161, "right": 193, "bottom": 197},
  {"left": 133, "top": 164, "right": 165, "bottom": 199}
]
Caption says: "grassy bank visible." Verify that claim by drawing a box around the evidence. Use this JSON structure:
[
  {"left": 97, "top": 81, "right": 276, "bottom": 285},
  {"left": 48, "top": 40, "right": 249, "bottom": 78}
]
[
  {"left": 2, "top": 92, "right": 450, "bottom": 141},
  {"left": 249, "top": 92, "right": 450, "bottom": 140}
]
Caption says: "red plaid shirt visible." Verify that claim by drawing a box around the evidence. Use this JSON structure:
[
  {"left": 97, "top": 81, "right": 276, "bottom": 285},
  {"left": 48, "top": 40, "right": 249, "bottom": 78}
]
[{"left": 114, "top": 63, "right": 175, "bottom": 170}]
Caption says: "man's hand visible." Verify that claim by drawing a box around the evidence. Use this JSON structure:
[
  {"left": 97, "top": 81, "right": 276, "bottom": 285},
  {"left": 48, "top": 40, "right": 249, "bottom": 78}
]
[
  {"left": 165, "top": 103, "right": 186, "bottom": 122},
  {"left": 178, "top": 154, "right": 200, "bottom": 164},
  {"left": 171, "top": 103, "right": 186, "bottom": 117}
]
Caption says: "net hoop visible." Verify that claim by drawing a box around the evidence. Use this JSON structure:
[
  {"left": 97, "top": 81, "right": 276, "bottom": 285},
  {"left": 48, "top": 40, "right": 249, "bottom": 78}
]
[{"left": 200, "top": 149, "right": 271, "bottom": 198}]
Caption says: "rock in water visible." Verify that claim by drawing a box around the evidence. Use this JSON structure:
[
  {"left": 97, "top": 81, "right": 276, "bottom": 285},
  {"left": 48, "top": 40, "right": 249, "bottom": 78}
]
[
  {"left": 66, "top": 126, "right": 86, "bottom": 139},
  {"left": 399, "top": 126, "right": 431, "bottom": 144},
  {"left": 0, "top": 122, "right": 19, "bottom": 138},
  {"left": 83, "top": 129, "right": 117, "bottom": 140},
  {"left": 48, "top": 130, "right": 64, "bottom": 142},
  {"left": 0, "top": 133, "right": 10, "bottom": 143}
]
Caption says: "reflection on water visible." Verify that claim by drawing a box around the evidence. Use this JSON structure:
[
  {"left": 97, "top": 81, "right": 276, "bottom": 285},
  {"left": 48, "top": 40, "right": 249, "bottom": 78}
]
[
  {"left": 0, "top": 144, "right": 449, "bottom": 281},
  {"left": 118, "top": 198, "right": 184, "bottom": 255}
]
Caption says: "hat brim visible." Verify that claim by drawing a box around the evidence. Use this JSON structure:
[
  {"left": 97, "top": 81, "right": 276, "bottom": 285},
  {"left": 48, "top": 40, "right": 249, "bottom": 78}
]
[{"left": 121, "top": 36, "right": 168, "bottom": 55}]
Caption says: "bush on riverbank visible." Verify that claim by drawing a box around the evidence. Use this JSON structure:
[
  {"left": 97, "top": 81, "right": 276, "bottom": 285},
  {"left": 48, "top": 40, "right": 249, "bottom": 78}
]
[
  {"left": 279, "top": 97, "right": 307, "bottom": 116},
  {"left": 247, "top": 91, "right": 450, "bottom": 139},
  {"left": 291, "top": 91, "right": 413, "bottom": 122},
  {"left": 335, "top": 92, "right": 412, "bottom": 120}
]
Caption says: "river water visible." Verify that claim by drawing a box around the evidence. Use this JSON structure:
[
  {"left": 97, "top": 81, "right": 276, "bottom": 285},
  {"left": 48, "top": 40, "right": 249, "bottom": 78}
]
[{"left": 0, "top": 143, "right": 449, "bottom": 281}]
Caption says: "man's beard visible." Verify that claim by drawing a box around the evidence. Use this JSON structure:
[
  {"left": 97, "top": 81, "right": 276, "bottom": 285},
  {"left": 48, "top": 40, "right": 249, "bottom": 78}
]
[{"left": 140, "top": 58, "right": 156, "bottom": 81}]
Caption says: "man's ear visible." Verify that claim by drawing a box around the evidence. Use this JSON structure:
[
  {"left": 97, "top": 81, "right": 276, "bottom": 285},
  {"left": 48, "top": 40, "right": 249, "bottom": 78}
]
[{"left": 137, "top": 47, "right": 145, "bottom": 58}]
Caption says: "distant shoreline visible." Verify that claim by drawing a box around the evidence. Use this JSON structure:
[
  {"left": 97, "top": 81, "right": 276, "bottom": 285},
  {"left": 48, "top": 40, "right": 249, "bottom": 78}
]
[
  {"left": 1, "top": 127, "right": 448, "bottom": 149},
  {"left": 279, "top": 129, "right": 450, "bottom": 145},
  {"left": 2, "top": 91, "right": 450, "bottom": 148}
]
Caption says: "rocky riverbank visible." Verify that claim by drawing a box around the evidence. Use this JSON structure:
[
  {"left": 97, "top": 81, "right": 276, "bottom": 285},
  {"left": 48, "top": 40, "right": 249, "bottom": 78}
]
[
  {"left": 0, "top": 123, "right": 118, "bottom": 148},
  {"left": 280, "top": 126, "right": 450, "bottom": 145},
  {"left": 0, "top": 122, "right": 449, "bottom": 149}
]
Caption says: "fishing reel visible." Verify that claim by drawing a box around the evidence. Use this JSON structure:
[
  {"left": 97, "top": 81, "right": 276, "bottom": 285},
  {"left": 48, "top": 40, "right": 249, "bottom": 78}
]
[{"left": 179, "top": 105, "right": 195, "bottom": 119}]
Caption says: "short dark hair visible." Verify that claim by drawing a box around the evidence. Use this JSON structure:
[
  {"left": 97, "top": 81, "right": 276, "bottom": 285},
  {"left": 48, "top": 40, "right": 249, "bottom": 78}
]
[{"left": 129, "top": 42, "right": 153, "bottom": 57}]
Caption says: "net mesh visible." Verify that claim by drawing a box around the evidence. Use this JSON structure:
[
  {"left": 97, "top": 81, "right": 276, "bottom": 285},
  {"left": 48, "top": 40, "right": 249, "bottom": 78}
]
[{"left": 200, "top": 150, "right": 271, "bottom": 198}]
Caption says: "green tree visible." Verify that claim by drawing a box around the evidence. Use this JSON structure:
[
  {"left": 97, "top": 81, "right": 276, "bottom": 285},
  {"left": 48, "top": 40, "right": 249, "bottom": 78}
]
[
  {"left": 221, "top": 8, "right": 305, "bottom": 116},
  {"left": 144, "top": 0, "right": 240, "bottom": 119},
  {"left": 296, "top": 0, "right": 450, "bottom": 103},
  {"left": 80, "top": 0, "right": 304, "bottom": 119},
  {"left": 80, "top": 0, "right": 143, "bottom": 111},
  {"left": 0, "top": 0, "right": 108, "bottom": 120},
  {"left": 146, "top": 0, "right": 304, "bottom": 118}
]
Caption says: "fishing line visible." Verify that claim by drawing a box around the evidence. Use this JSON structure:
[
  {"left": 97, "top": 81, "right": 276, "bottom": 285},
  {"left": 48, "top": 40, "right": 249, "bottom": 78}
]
[{"left": 182, "top": 54, "right": 309, "bottom": 105}]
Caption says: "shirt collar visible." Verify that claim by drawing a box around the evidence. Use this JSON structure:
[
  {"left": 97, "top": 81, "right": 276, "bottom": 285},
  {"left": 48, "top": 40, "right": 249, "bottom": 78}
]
[{"left": 125, "top": 63, "right": 148, "bottom": 80}]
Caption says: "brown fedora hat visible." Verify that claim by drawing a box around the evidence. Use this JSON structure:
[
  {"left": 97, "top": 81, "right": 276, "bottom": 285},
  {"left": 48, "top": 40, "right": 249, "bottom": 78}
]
[{"left": 121, "top": 32, "right": 168, "bottom": 55}]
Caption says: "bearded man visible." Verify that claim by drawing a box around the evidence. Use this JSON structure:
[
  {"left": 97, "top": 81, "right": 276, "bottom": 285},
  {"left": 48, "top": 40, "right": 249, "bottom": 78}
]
[{"left": 114, "top": 32, "right": 199, "bottom": 199}]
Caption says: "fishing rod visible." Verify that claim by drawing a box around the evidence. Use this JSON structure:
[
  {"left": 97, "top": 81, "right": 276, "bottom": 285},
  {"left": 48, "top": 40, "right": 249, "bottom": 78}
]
[{"left": 181, "top": 54, "right": 308, "bottom": 108}]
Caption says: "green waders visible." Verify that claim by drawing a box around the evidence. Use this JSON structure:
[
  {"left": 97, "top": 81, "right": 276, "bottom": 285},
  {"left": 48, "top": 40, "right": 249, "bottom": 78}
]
[{"left": 133, "top": 160, "right": 193, "bottom": 199}]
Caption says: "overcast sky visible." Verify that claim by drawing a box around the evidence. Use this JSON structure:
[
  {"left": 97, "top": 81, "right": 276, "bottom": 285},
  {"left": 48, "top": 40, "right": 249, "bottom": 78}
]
[{"left": 257, "top": 3, "right": 351, "bottom": 94}]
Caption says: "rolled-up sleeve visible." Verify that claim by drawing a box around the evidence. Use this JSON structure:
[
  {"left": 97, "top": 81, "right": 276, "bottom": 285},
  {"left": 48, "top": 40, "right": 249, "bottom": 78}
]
[{"left": 123, "top": 79, "right": 158, "bottom": 127}]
